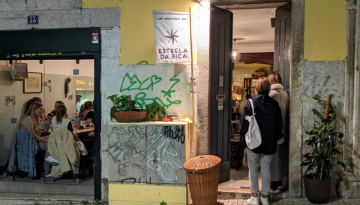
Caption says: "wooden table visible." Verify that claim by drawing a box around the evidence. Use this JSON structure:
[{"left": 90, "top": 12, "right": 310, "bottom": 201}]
[{"left": 76, "top": 127, "right": 94, "bottom": 134}]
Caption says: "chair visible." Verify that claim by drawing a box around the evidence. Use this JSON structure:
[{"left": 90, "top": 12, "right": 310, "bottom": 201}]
[
  {"left": 79, "top": 138, "right": 94, "bottom": 177},
  {"left": 8, "top": 129, "right": 42, "bottom": 180}
]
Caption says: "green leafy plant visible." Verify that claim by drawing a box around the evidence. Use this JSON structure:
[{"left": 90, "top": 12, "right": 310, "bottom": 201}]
[
  {"left": 300, "top": 95, "right": 346, "bottom": 180},
  {"left": 107, "top": 94, "right": 142, "bottom": 120},
  {"left": 160, "top": 201, "right": 167, "bottom": 205},
  {"left": 80, "top": 200, "right": 89, "bottom": 205},
  {"left": 146, "top": 102, "right": 166, "bottom": 119}
]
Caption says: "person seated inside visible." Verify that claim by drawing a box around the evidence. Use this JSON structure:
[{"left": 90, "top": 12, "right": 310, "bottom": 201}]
[
  {"left": 48, "top": 104, "right": 81, "bottom": 179},
  {"left": 21, "top": 101, "right": 52, "bottom": 176},
  {"left": 24, "top": 97, "right": 42, "bottom": 116},
  {"left": 47, "top": 101, "right": 65, "bottom": 120},
  {"left": 51, "top": 104, "right": 80, "bottom": 142},
  {"left": 79, "top": 101, "right": 94, "bottom": 121}
]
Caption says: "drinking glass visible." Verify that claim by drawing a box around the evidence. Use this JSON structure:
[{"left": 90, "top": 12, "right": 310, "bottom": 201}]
[
  {"left": 87, "top": 118, "right": 93, "bottom": 128},
  {"left": 80, "top": 120, "right": 85, "bottom": 129}
]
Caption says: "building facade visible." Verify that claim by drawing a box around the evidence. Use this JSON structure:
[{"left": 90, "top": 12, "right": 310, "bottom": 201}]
[{"left": 0, "top": 0, "right": 359, "bottom": 204}]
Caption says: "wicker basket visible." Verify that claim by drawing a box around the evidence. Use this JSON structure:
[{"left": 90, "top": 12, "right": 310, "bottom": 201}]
[
  {"left": 113, "top": 95, "right": 147, "bottom": 122},
  {"left": 183, "top": 155, "right": 221, "bottom": 205}
]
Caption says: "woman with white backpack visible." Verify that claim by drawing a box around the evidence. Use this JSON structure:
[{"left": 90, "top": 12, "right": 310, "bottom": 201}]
[{"left": 238, "top": 77, "right": 283, "bottom": 205}]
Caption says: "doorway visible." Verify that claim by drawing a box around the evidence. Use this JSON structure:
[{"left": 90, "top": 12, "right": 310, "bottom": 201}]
[
  {"left": 0, "top": 28, "right": 102, "bottom": 200},
  {"left": 210, "top": 2, "right": 291, "bottom": 193}
]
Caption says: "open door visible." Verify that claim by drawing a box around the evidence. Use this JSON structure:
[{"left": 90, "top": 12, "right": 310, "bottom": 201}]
[
  {"left": 274, "top": 3, "right": 291, "bottom": 188},
  {"left": 210, "top": 6, "right": 233, "bottom": 183},
  {"left": 274, "top": 3, "right": 291, "bottom": 89}
]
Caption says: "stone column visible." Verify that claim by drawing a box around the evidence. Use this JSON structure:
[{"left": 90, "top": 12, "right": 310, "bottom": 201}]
[{"left": 288, "top": 0, "right": 305, "bottom": 197}]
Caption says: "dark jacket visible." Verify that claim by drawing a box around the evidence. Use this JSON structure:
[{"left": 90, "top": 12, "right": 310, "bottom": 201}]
[{"left": 239, "top": 92, "right": 283, "bottom": 155}]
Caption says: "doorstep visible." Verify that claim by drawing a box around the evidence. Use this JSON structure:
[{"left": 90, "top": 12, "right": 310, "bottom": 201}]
[
  {"left": 0, "top": 179, "right": 93, "bottom": 196},
  {"left": 217, "top": 180, "right": 288, "bottom": 200},
  {"left": 0, "top": 193, "right": 103, "bottom": 205}
]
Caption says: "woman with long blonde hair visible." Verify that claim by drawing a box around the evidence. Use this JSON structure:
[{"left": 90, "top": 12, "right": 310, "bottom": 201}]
[
  {"left": 21, "top": 101, "right": 52, "bottom": 176},
  {"left": 22, "top": 101, "right": 47, "bottom": 143}
]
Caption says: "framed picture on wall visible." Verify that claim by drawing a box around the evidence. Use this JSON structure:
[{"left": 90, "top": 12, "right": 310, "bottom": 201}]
[
  {"left": 23, "top": 72, "right": 42, "bottom": 93},
  {"left": 251, "top": 78, "right": 258, "bottom": 88}
]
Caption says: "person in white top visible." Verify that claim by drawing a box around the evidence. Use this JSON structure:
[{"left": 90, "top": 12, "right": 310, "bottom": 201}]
[
  {"left": 267, "top": 72, "right": 289, "bottom": 193},
  {"left": 51, "top": 104, "right": 80, "bottom": 141}
]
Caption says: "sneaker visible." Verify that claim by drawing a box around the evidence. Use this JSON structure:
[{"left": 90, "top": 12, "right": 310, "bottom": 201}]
[
  {"left": 45, "top": 173, "right": 51, "bottom": 178},
  {"left": 270, "top": 188, "right": 280, "bottom": 194},
  {"left": 45, "top": 156, "right": 59, "bottom": 166},
  {"left": 247, "top": 196, "right": 259, "bottom": 205},
  {"left": 261, "top": 195, "right": 269, "bottom": 205}
]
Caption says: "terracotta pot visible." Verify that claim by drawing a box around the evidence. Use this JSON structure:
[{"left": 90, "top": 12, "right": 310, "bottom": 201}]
[
  {"left": 152, "top": 114, "right": 160, "bottom": 120},
  {"left": 304, "top": 175, "right": 331, "bottom": 204}
]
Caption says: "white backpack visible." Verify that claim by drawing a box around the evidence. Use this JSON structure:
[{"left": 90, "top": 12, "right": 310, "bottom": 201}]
[{"left": 245, "top": 99, "right": 262, "bottom": 150}]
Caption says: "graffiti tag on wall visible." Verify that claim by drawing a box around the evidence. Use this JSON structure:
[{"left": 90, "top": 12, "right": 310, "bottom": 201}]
[
  {"left": 108, "top": 124, "right": 186, "bottom": 184},
  {"left": 120, "top": 73, "right": 182, "bottom": 108}
]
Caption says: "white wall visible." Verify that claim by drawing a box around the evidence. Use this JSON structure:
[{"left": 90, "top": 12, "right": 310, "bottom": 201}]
[
  {"left": 234, "top": 44, "right": 274, "bottom": 53},
  {"left": 24, "top": 59, "right": 94, "bottom": 77}
]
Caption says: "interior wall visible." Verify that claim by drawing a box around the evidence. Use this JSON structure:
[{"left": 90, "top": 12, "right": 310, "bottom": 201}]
[
  {"left": 235, "top": 44, "right": 274, "bottom": 53},
  {"left": 232, "top": 62, "right": 272, "bottom": 112}
]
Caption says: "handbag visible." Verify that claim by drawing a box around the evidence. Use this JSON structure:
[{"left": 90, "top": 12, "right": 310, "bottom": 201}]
[
  {"left": 76, "top": 141, "right": 88, "bottom": 156},
  {"left": 245, "top": 99, "right": 262, "bottom": 150}
]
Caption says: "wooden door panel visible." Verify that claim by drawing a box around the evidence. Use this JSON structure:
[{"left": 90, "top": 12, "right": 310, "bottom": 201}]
[
  {"left": 274, "top": 3, "right": 291, "bottom": 89},
  {"left": 210, "top": 6, "right": 233, "bottom": 183}
]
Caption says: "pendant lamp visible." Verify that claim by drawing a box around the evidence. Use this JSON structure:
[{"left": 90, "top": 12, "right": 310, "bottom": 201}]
[{"left": 232, "top": 39, "right": 241, "bottom": 62}]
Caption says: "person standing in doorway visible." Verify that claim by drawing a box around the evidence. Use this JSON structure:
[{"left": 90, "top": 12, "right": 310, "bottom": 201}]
[
  {"left": 76, "top": 95, "right": 83, "bottom": 113},
  {"left": 267, "top": 72, "right": 289, "bottom": 193},
  {"left": 239, "top": 77, "right": 283, "bottom": 205}
]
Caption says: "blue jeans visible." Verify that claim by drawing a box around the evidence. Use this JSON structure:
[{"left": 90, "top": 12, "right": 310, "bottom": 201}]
[
  {"left": 247, "top": 148, "right": 273, "bottom": 195},
  {"left": 270, "top": 144, "right": 284, "bottom": 182}
]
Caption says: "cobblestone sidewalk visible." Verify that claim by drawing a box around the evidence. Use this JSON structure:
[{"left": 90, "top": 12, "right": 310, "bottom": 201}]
[{"left": 217, "top": 197, "right": 360, "bottom": 205}]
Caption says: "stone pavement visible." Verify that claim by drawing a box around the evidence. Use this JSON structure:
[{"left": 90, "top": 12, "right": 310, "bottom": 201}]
[{"left": 217, "top": 197, "right": 360, "bottom": 205}]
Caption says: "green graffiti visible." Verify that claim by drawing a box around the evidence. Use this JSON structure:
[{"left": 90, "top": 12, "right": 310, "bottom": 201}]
[
  {"left": 120, "top": 73, "right": 162, "bottom": 92},
  {"left": 161, "top": 76, "right": 180, "bottom": 98},
  {"left": 134, "top": 92, "right": 181, "bottom": 108},
  {"left": 120, "top": 73, "right": 182, "bottom": 108}
]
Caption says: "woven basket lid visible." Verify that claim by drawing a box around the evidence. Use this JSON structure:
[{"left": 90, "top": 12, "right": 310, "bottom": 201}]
[{"left": 183, "top": 155, "right": 221, "bottom": 172}]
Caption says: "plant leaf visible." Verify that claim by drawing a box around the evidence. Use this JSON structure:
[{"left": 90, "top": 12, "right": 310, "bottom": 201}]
[{"left": 313, "top": 95, "right": 321, "bottom": 101}]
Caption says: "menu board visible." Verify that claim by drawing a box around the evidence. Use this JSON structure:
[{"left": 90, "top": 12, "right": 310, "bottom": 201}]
[{"left": 12, "top": 62, "right": 28, "bottom": 79}]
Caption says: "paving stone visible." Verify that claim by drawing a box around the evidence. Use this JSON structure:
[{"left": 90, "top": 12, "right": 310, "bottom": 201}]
[{"left": 214, "top": 198, "right": 360, "bottom": 205}]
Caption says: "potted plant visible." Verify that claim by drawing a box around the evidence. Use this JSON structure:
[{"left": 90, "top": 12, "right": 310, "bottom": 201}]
[
  {"left": 146, "top": 102, "right": 166, "bottom": 120},
  {"left": 300, "top": 94, "right": 346, "bottom": 204},
  {"left": 107, "top": 94, "right": 147, "bottom": 122}
]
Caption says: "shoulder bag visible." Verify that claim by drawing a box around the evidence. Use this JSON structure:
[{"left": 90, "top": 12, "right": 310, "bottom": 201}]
[{"left": 245, "top": 99, "right": 262, "bottom": 150}]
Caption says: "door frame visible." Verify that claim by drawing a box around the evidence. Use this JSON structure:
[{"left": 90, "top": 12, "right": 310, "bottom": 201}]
[
  {"left": 0, "top": 28, "right": 102, "bottom": 200},
  {"left": 209, "top": 1, "right": 293, "bottom": 184}
]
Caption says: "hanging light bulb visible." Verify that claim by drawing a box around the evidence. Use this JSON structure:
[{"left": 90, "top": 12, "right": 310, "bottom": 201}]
[
  {"left": 232, "top": 39, "right": 241, "bottom": 62},
  {"left": 232, "top": 50, "right": 241, "bottom": 62}
]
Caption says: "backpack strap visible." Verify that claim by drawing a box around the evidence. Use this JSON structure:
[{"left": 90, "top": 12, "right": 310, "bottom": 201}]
[{"left": 249, "top": 99, "right": 255, "bottom": 115}]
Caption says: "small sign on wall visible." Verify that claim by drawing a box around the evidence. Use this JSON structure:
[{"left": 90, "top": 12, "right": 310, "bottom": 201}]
[
  {"left": 92, "top": 33, "right": 99, "bottom": 44},
  {"left": 28, "top": 16, "right": 39, "bottom": 24},
  {"left": 12, "top": 62, "right": 28, "bottom": 79}
]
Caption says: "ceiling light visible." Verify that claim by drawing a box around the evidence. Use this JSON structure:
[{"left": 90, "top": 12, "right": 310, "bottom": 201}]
[{"left": 232, "top": 39, "right": 241, "bottom": 62}]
